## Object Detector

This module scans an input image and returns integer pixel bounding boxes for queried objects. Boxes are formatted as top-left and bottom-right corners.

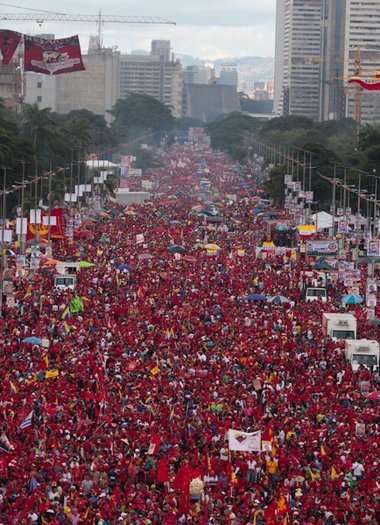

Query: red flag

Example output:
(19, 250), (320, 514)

(148, 433), (161, 455)
(157, 456), (169, 483)
(348, 76), (380, 91)
(24, 34), (85, 75)
(0, 30), (22, 65)
(48, 208), (65, 239)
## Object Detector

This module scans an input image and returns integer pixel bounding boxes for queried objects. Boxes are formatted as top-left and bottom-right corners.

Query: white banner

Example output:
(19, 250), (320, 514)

(306, 240), (338, 254)
(16, 218), (27, 235)
(228, 429), (261, 452)
(42, 216), (57, 226)
(29, 209), (41, 225)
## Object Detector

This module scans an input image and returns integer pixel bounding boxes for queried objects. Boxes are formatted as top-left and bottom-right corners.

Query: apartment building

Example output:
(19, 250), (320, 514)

(119, 41), (183, 118)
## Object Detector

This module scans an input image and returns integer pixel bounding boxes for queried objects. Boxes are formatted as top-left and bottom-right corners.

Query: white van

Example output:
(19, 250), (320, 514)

(322, 313), (357, 340)
(345, 340), (379, 371)
(54, 275), (76, 291)
(305, 287), (327, 303)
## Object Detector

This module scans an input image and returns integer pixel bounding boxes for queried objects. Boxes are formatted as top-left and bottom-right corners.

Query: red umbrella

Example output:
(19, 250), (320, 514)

(366, 391), (380, 401)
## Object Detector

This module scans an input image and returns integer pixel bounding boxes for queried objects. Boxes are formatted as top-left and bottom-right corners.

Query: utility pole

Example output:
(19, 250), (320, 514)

(0, 168), (7, 318)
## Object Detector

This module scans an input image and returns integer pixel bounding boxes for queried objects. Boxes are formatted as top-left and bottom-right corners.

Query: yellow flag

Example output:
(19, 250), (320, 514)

(331, 466), (337, 480)
(321, 444), (326, 456)
(45, 369), (59, 379)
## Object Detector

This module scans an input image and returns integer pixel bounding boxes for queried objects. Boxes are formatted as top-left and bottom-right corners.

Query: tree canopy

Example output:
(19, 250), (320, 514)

(108, 94), (175, 143)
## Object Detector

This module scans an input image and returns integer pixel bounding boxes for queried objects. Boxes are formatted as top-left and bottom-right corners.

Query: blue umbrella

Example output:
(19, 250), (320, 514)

(342, 294), (364, 305)
(268, 295), (290, 305)
(22, 336), (43, 345)
(245, 294), (266, 302)
(118, 264), (133, 271)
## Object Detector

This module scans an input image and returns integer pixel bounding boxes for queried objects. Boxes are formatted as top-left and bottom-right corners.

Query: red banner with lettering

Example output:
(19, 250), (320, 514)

(0, 30), (22, 65)
(24, 35), (85, 75)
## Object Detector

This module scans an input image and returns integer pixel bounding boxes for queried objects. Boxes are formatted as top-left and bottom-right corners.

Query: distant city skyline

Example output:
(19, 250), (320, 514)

(0, 0), (276, 59)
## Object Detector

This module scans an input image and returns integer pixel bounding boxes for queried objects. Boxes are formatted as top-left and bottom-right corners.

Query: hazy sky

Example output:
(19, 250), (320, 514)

(0, 0), (276, 59)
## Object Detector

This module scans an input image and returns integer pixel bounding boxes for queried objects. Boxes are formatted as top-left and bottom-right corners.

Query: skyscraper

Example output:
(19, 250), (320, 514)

(275, 0), (380, 124)
(344, 0), (380, 125)
(274, 0), (325, 121)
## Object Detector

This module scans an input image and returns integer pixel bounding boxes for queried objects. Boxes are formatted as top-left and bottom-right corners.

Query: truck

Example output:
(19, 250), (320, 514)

(344, 339), (379, 371)
(322, 313), (357, 340)
(305, 287), (328, 303)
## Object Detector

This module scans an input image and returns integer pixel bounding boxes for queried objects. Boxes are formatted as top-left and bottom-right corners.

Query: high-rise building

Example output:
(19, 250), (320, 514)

(119, 40), (183, 118)
(274, 0), (325, 121)
(275, 0), (380, 124)
(218, 64), (238, 87)
(344, 0), (380, 124)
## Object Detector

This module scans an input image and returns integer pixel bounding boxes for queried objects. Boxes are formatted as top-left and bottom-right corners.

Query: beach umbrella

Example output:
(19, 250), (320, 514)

(207, 216), (224, 223)
(268, 295), (290, 305)
(366, 391), (380, 401)
(203, 244), (221, 251)
(168, 245), (186, 254)
(342, 294), (364, 305)
(42, 259), (60, 266)
(22, 336), (43, 345)
(79, 261), (95, 269)
(245, 294), (266, 302)
(118, 263), (133, 271)
(274, 224), (288, 232)
(314, 261), (335, 270)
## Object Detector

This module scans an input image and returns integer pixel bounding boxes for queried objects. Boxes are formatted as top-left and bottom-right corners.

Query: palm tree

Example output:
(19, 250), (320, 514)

(64, 117), (92, 153)
(21, 103), (57, 155)
(0, 129), (12, 164)
(359, 124), (380, 151)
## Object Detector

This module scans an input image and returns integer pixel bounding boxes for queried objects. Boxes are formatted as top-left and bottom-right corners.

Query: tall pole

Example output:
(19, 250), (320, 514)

(77, 149), (81, 211)
(20, 161), (26, 255)
(48, 169), (52, 245)
(70, 148), (74, 216)
(373, 176), (378, 238)
(0, 168), (6, 317)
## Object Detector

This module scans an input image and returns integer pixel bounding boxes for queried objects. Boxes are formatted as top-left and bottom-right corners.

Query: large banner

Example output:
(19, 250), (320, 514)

(228, 429), (261, 452)
(24, 35), (85, 75)
(0, 30), (22, 65)
(306, 239), (338, 255)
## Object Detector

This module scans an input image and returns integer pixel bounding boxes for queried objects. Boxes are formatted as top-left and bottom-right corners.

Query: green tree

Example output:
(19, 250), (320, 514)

(238, 93), (274, 114)
(359, 124), (380, 150)
(63, 117), (92, 152)
(21, 103), (57, 155)
(206, 113), (261, 160)
(109, 94), (175, 144)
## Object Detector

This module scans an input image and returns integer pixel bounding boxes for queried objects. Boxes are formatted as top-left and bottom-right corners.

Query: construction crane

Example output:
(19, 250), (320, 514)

(0, 10), (176, 47)
(305, 47), (380, 147)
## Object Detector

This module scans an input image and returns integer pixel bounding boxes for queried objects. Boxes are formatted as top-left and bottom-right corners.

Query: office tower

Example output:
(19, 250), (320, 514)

(274, 0), (325, 121)
(344, 0), (380, 125)
(119, 41), (183, 118)
(218, 64), (238, 87)
(275, 0), (380, 124)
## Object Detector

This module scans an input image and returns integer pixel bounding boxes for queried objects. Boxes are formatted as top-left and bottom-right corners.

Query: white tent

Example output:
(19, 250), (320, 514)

(311, 211), (333, 230)
(85, 160), (119, 169)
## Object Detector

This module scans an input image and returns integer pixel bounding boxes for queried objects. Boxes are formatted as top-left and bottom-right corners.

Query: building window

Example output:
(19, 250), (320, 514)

(37, 96), (42, 102)
(37, 81), (42, 88)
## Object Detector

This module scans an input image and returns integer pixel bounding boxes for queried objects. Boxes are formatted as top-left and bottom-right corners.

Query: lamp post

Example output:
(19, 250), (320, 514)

(0, 167), (7, 317)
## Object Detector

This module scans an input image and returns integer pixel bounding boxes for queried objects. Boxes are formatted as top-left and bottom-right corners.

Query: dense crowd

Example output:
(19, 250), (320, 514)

(0, 145), (379, 524)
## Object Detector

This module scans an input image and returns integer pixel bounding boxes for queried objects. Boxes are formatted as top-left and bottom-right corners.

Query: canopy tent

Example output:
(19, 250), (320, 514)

(85, 160), (119, 169)
(310, 211), (333, 231)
